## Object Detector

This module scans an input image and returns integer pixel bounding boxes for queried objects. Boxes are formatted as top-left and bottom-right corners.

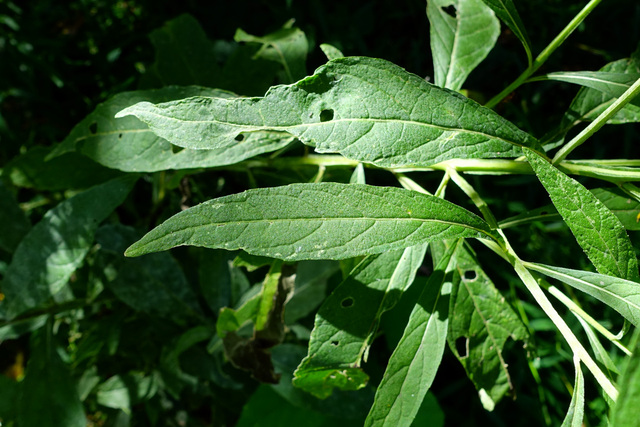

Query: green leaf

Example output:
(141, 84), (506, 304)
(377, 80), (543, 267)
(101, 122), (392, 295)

(525, 148), (639, 282)
(364, 241), (459, 427)
(610, 329), (640, 426)
(293, 244), (427, 398)
(96, 224), (203, 319)
(285, 260), (340, 324)
(531, 72), (640, 106)
(0, 375), (18, 420)
(448, 243), (528, 409)
(320, 43), (344, 61)
(116, 56), (541, 168)
(0, 176), (136, 319)
(479, 0), (532, 65)
(48, 86), (293, 172)
(560, 358), (585, 427)
(427, 0), (500, 90)
(525, 263), (640, 328)
(235, 26), (308, 83)
(17, 329), (85, 427)
(125, 182), (498, 260)
(0, 179), (30, 253)
(96, 372), (159, 412)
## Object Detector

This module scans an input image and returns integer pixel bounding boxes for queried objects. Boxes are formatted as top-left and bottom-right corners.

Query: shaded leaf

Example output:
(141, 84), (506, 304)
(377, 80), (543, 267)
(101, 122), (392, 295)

(531, 72), (640, 106)
(610, 329), (640, 426)
(448, 243), (528, 408)
(0, 375), (18, 420)
(117, 57), (541, 168)
(0, 180), (30, 253)
(525, 148), (639, 282)
(364, 241), (459, 426)
(479, 0), (532, 65)
(561, 358), (585, 427)
(427, 0), (500, 90)
(285, 260), (340, 324)
(235, 26), (308, 83)
(125, 182), (497, 260)
(96, 372), (159, 412)
(17, 329), (85, 427)
(48, 87), (293, 172)
(293, 245), (427, 398)
(0, 176), (136, 319)
(526, 263), (640, 328)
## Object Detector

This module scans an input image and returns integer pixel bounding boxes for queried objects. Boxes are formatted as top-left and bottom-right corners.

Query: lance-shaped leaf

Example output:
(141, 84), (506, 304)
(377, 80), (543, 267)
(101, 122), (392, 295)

(610, 329), (640, 426)
(479, 0), (532, 65)
(448, 243), (528, 409)
(530, 72), (640, 106)
(0, 176), (136, 319)
(48, 87), (293, 172)
(116, 57), (541, 168)
(525, 263), (640, 328)
(293, 244), (427, 398)
(525, 148), (639, 282)
(364, 241), (459, 427)
(427, 0), (500, 91)
(561, 358), (585, 427)
(125, 183), (498, 260)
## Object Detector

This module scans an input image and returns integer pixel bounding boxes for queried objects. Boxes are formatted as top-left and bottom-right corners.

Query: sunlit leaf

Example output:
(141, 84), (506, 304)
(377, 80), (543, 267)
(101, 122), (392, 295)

(293, 245), (427, 398)
(125, 183), (497, 260)
(117, 57), (541, 168)
(560, 358), (585, 427)
(427, 0), (500, 90)
(610, 329), (640, 426)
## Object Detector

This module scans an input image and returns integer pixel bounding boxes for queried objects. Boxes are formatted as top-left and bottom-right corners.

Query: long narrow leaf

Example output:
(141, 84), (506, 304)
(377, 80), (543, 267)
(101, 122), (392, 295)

(526, 262), (640, 327)
(293, 244), (427, 398)
(560, 358), (585, 427)
(530, 72), (640, 106)
(125, 183), (498, 260)
(117, 57), (541, 168)
(610, 329), (640, 426)
(479, 0), (532, 65)
(525, 148), (639, 282)
(427, 0), (500, 90)
(364, 240), (460, 426)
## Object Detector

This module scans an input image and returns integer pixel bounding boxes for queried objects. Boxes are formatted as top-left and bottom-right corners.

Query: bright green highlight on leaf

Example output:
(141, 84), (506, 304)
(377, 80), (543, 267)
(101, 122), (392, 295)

(293, 245), (427, 398)
(116, 57), (541, 168)
(427, 0), (500, 91)
(125, 182), (497, 260)
(610, 329), (640, 426)
(364, 240), (459, 426)
(525, 148), (639, 282)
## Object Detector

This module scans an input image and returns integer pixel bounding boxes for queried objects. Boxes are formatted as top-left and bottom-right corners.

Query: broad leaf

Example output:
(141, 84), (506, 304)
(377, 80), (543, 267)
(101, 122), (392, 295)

(48, 87), (293, 172)
(479, 0), (532, 65)
(427, 0), (500, 91)
(0, 176), (136, 319)
(293, 245), (427, 398)
(610, 329), (640, 426)
(125, 182), (498, 260)
(235, 26), (308, 83)
(448, 243), (528, 409)
(525, 148), (639, 282)
(530, 72), (640, 106)
(0, 180), (30, 253)
(364, 241), (459, 426)
(96, 372), (159, 412)
(561, 358), (585, 427)
(17, 329), (85, 427)
(525, 263), (640, 328)
(117, 56), (541, 168)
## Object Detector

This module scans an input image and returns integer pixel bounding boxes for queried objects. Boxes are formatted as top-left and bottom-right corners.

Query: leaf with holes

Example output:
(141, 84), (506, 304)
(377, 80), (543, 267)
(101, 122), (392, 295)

(479, 0), (532, 65)
(125, 182), (498, 260)
(116, 56), (541, 168)
(448, 243), (528, 410)
(427, 0), (500, 90)
(293, 244), (427, 398)
(48, 87), (293, 172)
(525, 263), (640, 328)
(525, 148), (639, 282)
(364, 241), (459, 427)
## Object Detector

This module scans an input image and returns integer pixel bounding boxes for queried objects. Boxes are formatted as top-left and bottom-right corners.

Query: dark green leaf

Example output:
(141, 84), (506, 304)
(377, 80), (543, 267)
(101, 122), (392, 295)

(293, 245), (427, 398)
(427, 0), (500, 90)
(125, 183), (497, 260)
(365, 241), (459, 426)
(285, 260), (340, 324)
(117, 57), (541, 168)
(525, 149), (639, 282)
(479, 0), (532, 65)
(96, 372), (159, 412)
(531, 72), (640, 106)
(0, 179), (30, 252)
(0, 176), (136, 319)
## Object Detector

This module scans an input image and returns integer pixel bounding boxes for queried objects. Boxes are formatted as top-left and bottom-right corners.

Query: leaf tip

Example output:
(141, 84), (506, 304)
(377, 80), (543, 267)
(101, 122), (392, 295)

(115, 102), (153, 119)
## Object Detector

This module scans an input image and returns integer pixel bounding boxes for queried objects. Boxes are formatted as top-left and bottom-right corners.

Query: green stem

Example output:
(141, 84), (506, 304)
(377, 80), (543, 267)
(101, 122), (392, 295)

(448, 168), (499, 229)
(485, 0), (604, 109)
(552, 76), (640, 163)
